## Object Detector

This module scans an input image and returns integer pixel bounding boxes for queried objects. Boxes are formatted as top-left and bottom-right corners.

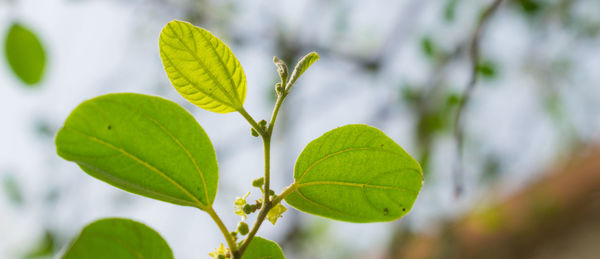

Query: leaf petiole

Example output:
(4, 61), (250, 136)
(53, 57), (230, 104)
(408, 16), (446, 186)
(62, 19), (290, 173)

(206, 206), (238, 255)
(238, 107), (266, 136)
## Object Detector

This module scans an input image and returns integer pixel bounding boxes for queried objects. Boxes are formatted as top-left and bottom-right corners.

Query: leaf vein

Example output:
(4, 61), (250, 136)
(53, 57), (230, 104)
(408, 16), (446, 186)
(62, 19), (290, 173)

(102, 98), (212, 205)
(297, 147), (402, 182)
(161, 50), (235, 108)
(167, 24), (240, 108)
(195, 27), (242, 102)
(64, 127), (207, 209)
(297, 180), (418, 195)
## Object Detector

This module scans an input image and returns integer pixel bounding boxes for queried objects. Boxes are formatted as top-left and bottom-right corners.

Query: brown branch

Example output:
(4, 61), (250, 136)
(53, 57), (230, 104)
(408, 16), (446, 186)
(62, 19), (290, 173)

(453, 0), (505, 197)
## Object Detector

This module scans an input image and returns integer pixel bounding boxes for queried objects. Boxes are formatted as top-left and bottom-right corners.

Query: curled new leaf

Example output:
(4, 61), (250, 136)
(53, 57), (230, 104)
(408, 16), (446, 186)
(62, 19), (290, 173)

(4, 23), (46, 86)
(241, 237), (285, 259)
(159, 20), (246, 113)
(273, 56), (288, 84)
(286, 52), (319, 91)
(55, 93), (218, 210)
(63, 218), (173, 259)
(285, 124), (423, 223)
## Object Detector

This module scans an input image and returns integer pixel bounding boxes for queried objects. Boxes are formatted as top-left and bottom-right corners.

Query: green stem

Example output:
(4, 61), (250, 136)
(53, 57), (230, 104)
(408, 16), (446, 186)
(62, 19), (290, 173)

(206, 207), (237, 255)
(236, 198), (270, 256)
(235, 93), (289, 257)
(267, 93), (287, 137)
(262, 135), (271, 205)
(238, 107), (265, 136)
(236, 183), (297, 257)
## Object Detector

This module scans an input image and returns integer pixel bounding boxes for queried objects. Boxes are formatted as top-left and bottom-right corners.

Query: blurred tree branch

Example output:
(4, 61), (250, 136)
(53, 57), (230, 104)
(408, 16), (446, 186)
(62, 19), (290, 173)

(453, 0), (505, 197)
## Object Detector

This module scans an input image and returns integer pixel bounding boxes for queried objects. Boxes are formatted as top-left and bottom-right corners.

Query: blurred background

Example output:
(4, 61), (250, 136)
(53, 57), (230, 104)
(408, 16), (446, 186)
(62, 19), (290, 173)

(1, 0), (600, 258)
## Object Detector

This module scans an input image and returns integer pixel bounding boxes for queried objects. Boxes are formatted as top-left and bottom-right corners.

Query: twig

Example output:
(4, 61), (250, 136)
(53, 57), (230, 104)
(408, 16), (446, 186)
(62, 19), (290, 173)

(453, 0), (505, 197)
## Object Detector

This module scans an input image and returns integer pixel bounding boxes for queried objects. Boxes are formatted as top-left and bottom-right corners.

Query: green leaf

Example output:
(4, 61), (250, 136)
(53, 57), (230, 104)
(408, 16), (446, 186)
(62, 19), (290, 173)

(63, 218), (173, 259)
(285, 124), (423, 223)
(55, 93), (218, 209)
(286, 52), (319, 90)
(241, 237), (285, 259)
(159, 20), (246, 113)
(4, 23), (46, 86)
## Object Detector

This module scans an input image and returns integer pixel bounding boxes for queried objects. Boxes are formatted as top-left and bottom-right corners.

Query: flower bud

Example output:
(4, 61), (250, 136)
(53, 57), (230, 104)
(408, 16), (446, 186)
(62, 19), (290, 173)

(237, 222), (249, 235)
(242, 204), (253, 214)
(252, 177), (265, 188)
(258, 119), (267, 128)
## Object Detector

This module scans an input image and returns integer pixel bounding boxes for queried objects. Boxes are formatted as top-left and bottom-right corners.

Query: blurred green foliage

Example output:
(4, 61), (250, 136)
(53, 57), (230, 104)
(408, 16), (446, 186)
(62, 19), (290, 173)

(2, 173), (23, 206)
(24, 230), (55, 259)
(476, 60), (498, 80)
(4, 23), (46, 86)
(420, 36), (437, 58)
(444, 0), (459, 22)
(516, 0), (542, 16)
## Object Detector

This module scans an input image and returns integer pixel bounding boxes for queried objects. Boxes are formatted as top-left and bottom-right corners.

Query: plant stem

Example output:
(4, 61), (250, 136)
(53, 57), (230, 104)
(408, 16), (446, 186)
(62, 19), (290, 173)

(262, 135), (271, 205)
(267, 93), (287, 137)
(453, 0), (504, 197)
(235, 93), (289, 257)
(206, 206), (237, 255)
(235, 183), (297, 257)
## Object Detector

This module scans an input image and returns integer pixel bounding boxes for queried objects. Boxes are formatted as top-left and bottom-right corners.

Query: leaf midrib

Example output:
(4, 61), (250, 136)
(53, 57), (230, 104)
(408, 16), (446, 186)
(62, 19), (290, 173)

(296, 180), (419, 194)
(76, 161), (201, 207)
(160, 50), (235, 109)
(63, 127), (207, 209)
(296, 146), (404, 182)
(165, 23), (241, 109)
(102, 98), (212, 205)
(194, 25), (243, 102)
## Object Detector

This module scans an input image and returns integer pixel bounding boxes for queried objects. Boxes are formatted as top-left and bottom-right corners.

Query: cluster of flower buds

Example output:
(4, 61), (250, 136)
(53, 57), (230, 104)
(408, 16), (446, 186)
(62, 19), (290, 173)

(250, 120), (268, 137)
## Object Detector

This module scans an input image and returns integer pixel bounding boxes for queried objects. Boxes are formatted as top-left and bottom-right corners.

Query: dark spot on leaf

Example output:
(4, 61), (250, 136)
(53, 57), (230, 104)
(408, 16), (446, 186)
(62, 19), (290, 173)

(383, 208), (389, 215)
(380, 144), (384, 147)
(107, 125), (112, 130)
(402, 208), (406, 212)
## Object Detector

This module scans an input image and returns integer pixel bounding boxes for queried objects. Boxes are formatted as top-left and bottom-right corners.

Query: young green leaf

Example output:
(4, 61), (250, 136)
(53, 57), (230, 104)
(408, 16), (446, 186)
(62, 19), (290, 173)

(273, 56), (288, 85)
(241, 236), (285, 259)
(285, 124), (423, 223)
(4, 23), (46, 86)
(286, 52), (319, 91)
(55, 93), (218, 210)
(159, 20), (246, 113)
(63, 218), (173, 259)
